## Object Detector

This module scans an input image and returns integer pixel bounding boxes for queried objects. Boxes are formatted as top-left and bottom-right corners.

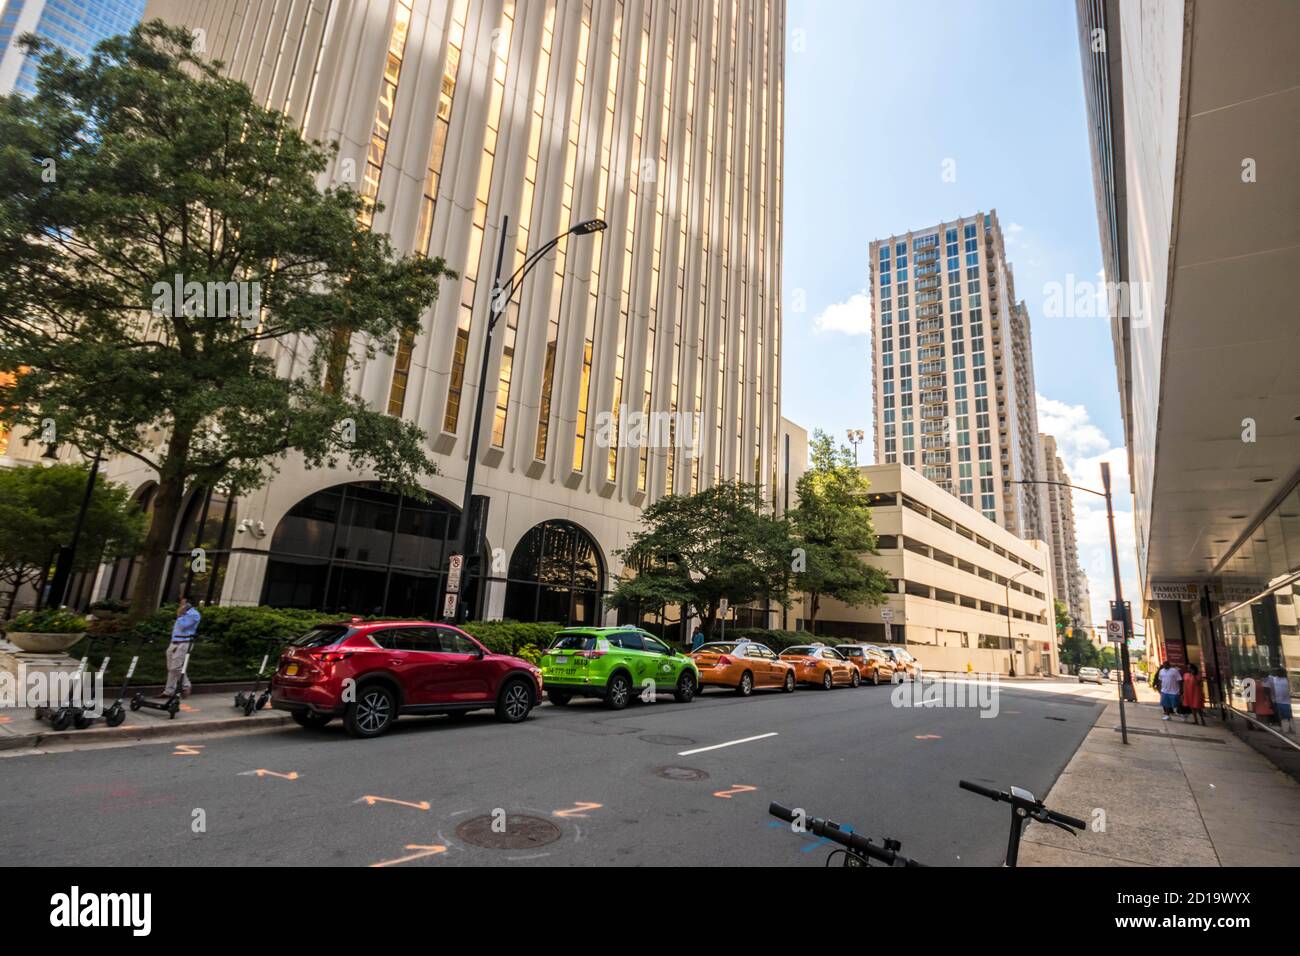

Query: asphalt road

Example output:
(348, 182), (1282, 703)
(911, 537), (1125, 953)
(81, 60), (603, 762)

(0, 678), (1108, 867)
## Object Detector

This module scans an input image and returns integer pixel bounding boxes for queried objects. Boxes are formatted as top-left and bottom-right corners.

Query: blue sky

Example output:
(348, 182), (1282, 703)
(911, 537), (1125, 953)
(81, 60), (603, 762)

(781, 0), (1138, 633)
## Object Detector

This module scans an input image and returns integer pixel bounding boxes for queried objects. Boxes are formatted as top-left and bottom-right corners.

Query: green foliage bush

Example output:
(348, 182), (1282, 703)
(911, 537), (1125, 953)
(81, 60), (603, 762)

(460, 620), (564, 655)
(8, 608), (89, 634)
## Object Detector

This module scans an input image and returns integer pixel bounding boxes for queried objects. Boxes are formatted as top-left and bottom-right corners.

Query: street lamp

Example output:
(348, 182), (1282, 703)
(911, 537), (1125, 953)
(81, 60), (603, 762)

(449, 214), (607, 622)
(1005, 567), (1032, 677)
(846, 428), (864, 466)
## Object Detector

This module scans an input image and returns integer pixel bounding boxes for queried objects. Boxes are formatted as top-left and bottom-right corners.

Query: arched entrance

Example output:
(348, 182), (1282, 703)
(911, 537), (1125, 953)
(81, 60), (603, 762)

(261, 482), (483, 618)
(503, 520), (604, 626)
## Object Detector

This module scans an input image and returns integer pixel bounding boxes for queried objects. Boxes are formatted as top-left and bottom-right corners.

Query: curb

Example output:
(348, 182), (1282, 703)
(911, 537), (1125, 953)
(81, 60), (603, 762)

(0, 712), (293, 752)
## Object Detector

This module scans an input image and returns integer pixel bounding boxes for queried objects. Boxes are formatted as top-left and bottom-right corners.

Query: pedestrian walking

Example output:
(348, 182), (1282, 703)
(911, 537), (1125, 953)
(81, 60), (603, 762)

(690, 626), (705, 652)
(1157, 660), (1182, 720)
(1271, 669), (1294, 733)
(1181, 663), (1206, 725)
(165, 595), (201, 698)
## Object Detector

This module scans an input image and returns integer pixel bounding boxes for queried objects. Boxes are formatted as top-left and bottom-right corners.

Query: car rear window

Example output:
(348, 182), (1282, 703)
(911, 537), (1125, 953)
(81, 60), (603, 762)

(782, 646), (814, 656)
(291, 625), (350, 648)
(699, 643), (738, 653)
(550, 633), (597, 651)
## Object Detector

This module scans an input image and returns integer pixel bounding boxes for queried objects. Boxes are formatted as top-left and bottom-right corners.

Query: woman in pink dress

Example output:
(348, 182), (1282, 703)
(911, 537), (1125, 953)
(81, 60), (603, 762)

(1181, 663), (1205, 725)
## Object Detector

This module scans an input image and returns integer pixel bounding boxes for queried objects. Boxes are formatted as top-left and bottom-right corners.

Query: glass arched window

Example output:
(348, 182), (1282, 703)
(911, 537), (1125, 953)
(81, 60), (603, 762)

(164, 486), (238, 605)
(261, 482), (482, 618)
(504, 520), (604, 626)
(103, 482), (158, 603)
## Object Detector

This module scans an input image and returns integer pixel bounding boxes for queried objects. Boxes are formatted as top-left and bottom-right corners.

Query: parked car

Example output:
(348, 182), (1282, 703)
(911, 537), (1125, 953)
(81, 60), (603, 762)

(779, 644), (860, 689)
(877, 645), (920, 680)
(271, 620), (542, 738)
(539, 627), (699, 709)
(690, 641), (796, 695)
(835, 643), (896, 685)
(1077, 666), (1104, 685)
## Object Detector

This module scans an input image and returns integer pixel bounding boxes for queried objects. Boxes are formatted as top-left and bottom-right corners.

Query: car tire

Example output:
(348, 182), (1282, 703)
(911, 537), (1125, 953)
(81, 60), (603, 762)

(292, 711), (332, 730)
(850, 669), (861, 688)
(496, 679), (533, 723)
(782, 672), (796, 693)
(736, 671), (754, 697)
(674, 671), (697, 703)
(604, 673), (632, 710)
(344, 683), (396, 739)
(547, 690), (572, 706)
(871, 670), (881, 686)
(821, 669), (833, 691)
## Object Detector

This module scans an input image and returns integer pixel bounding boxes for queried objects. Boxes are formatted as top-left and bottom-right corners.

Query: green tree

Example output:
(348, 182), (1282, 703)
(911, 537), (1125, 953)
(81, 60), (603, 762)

(0, 23), (452, 618)
(1055, 600), (1104, 673)
(607, 481), (792, 640)
(0, 464), (146, 616)
(787, 430), (891, 629)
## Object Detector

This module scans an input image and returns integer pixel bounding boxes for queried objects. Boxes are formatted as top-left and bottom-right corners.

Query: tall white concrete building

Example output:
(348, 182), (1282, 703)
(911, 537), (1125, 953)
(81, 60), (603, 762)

(8, 0), (788, 632)
(869, 211), (1049, 542)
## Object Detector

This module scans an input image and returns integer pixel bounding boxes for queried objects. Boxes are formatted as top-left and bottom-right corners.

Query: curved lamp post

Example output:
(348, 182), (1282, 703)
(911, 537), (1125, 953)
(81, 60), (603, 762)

(450, 215), (607, 622)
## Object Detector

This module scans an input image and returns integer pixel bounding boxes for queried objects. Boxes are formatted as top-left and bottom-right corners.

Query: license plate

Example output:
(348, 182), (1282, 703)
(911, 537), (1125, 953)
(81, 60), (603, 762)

(554, 656), (568, 664)
(550, 667), (575, 676)
(285, 663), (299, 676)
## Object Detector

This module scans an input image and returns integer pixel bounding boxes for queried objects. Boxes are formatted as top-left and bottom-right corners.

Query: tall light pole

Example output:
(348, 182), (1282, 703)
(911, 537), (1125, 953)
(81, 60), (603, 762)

(449, 214), (607, 623)
(1005, 567), (1031, 677)
(1010, 464), (1136, 745)
(846, 428), (864, 466)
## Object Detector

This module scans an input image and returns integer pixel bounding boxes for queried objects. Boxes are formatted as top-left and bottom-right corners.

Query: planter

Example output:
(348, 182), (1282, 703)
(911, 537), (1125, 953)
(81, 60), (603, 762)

(6, 631), (84, 654)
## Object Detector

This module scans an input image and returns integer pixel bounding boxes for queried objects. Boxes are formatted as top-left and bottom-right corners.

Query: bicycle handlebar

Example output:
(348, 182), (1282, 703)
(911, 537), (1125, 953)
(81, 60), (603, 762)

(769, 802), (926, 867)
(958, 779), (1087, 831)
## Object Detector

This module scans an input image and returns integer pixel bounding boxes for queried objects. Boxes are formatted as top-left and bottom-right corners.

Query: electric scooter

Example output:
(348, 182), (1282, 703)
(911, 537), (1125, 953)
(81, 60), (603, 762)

(33, 637), (96, 731)
(101, 642), (141, 728)
(233, 640), (277, 716)
(130, 641), (190, 719)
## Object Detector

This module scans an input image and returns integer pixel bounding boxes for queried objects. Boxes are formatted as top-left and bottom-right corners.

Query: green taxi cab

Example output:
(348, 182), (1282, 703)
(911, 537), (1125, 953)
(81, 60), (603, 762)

(539, 627), (699, 709)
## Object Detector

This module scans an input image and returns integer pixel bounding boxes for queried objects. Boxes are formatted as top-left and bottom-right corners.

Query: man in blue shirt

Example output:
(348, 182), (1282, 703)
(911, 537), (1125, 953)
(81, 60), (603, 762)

(165, 596), (201, 697)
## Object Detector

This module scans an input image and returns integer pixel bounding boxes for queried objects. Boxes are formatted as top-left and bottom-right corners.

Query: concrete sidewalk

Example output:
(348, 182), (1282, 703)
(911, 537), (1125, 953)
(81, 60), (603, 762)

(0, 687), (291, 753)
(1021, 683), (1300, 866)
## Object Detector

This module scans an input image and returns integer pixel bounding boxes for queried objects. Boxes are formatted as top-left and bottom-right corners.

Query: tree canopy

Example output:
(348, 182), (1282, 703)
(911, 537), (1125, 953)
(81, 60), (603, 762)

(0, 22), (453, 616)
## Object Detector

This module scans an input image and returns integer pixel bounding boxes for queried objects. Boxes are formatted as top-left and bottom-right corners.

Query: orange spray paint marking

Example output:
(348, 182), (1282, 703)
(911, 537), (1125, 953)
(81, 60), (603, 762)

(358, 796), (430, 811)
(179, 704), (200, 713)
(0, 715), (13, 724)
(553, 801), (603, 818)
(172, 744), (205, 756)
(242, 769), (299, 780)
(713, 784), (757, 799)
(370, 844), (447, 868)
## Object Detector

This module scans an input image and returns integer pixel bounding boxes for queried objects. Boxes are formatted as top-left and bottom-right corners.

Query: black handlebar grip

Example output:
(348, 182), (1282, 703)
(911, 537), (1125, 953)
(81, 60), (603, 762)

(768, 802), (796, 823)
(958, 779), (1002, 800)
(1049, 809), (1089, 831)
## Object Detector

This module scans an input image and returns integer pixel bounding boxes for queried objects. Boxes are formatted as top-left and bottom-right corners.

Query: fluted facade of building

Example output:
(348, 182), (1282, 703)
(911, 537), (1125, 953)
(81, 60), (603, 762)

(869, 210), (1048, 542)
(53, 0), (786, 627)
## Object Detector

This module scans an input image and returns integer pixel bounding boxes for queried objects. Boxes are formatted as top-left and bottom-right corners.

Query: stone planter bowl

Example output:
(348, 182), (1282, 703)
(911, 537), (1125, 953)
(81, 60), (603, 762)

(6, 631), (84, 654)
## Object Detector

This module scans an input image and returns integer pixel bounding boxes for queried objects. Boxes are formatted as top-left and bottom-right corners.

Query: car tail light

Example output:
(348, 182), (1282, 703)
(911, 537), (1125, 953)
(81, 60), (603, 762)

(312, 651), (353, 663)
(716, 656), (732, 666)
(576, 649), (605, 659)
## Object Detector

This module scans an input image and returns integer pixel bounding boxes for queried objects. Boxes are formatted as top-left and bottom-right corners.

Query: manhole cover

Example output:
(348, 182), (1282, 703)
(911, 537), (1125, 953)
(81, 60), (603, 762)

(455, 814), (562, 850)
(655, 766), (709, 781)
(640, 734), (696, 746)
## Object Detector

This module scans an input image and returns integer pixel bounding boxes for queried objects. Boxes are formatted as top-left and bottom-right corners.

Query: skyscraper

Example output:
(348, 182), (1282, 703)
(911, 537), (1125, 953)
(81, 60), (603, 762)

(869, 210), (1048, 541)
(1040, 434), (1092, 632)
(0, 0), (145, 96)
(13, 0), (787, 629)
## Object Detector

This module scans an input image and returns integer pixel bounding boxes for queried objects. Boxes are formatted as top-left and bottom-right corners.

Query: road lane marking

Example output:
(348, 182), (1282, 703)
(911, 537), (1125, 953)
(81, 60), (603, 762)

(172, 743), (204, 756)
(713, 784), (757, 799)
(357, 795), (430, 811)
(553, 801), (602, 818)
(914, 734), (942, 740)
(678, 732), (777, 755)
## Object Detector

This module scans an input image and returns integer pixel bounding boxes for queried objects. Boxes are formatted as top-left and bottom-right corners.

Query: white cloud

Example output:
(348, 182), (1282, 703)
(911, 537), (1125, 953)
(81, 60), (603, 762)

(812, 290), (872, 336)
(1037, 395), (1141, 636)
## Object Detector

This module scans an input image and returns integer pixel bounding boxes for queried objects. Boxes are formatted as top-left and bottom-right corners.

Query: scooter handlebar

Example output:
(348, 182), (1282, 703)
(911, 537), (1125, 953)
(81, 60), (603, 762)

(767, 802), (925, 867)
(958, 779), (1003, 801)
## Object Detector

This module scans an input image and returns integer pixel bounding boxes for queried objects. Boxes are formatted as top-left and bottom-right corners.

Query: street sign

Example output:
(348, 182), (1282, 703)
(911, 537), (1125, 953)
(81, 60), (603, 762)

(881, 607), (894, 623)
(1106, 619), (1124, 642)
(719, 598), (729, 615)
(447, 554), (463, 594)
(442, 593), (458, 620)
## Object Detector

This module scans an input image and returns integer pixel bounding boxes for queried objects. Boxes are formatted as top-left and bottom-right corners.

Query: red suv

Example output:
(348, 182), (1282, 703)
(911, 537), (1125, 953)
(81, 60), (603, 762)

(270, 620), (542, 738)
